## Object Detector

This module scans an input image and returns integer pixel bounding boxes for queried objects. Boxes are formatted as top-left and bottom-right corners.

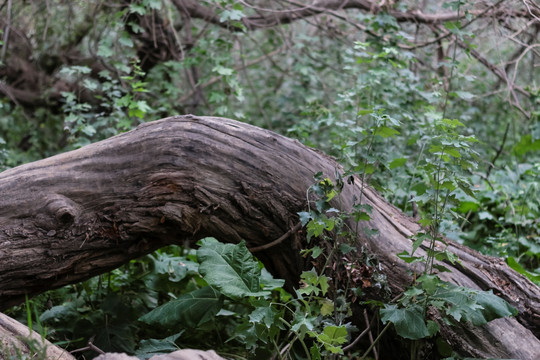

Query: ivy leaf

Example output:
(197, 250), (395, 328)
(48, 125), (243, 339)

(139, 286), (222, 328)
(298, 211), (312, 226)
(308, 325), (348, 354)
(197, 238), (270, 299)
(119, 32), (134, 48)
(380, 304), (430, 340)
(212, 65), (234, 76)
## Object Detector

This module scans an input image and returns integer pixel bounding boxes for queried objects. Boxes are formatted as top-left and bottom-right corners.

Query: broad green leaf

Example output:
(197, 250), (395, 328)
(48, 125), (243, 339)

(389, 157), (407, 169)
(513, 134), (540, 156)
(355, 211), (371, 221)
(426, 320), (440, 336)
(380, 304), (430, 339)
(135, 333), (182, 358)
(418, 274), (440, 295)
(197, 238), (270, 298)
(444, 147), (461, 158)
(473, 289), (518, 321)
(374, 126), (400, 138)
(434, 283), (517, 325)
(260, 268), (286, 290)
(139, 286), (222, 328)
(455, 91), (475, 100)
(507, 257), (540, 284)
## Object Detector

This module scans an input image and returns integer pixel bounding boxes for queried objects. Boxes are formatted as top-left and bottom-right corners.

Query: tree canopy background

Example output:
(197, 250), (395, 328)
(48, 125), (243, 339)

(0, 0), (539, 359)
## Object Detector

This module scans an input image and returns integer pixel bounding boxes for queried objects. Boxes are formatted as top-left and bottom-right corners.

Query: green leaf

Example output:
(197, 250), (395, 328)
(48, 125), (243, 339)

(308, 325), (348, 354)
(139, 286), (222, 328)
(299, 270), (329, 296)
(312, 245), (324, 258)
(212, 65), (234, 76)
(219, 9), (245, 22)
(97, 42), (114, 58)
(129, 3), (146, 15)
(260, 268), (286, 290)
(507, 257), (540, 284)
(445, 147), (461, 158)
(249, 305), (276, 328)
(380, 304), (430, 340)
(197, 238), (270, 298)
(135, 333), (182, 358)
(473, 289), (518, 321)
(397, 251), (424, 264)
(434, 283), (517, 326)
(119, 32), (134, 48)
(374, 126), (400, 138)
(298, 211), (312, 226)
(454, 91), (475, 100)
(513, 134), (540, 156)
(389, 157), (407, 169)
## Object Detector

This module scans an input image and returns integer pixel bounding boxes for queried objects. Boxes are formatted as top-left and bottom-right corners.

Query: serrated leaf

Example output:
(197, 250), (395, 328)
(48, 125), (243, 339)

(197, 238), (270, 298)
(139, 286), (222, 328)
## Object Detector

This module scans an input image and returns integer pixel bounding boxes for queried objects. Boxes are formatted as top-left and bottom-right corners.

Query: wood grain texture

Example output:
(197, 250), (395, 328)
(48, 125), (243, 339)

(0, 115), (538, 358)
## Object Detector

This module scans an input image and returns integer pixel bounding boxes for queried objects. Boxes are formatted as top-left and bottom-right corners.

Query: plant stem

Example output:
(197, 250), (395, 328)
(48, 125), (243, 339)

(360, 321), (391, 359)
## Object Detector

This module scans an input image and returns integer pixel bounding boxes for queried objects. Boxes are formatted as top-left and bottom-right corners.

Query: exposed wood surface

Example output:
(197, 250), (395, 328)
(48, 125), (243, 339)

(0, 312), (75, 360)
(0, 115), (538, 358)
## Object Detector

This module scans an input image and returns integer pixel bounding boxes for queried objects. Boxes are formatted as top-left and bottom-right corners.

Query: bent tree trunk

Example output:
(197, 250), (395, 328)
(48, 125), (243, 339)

(0, 115), (539, 358)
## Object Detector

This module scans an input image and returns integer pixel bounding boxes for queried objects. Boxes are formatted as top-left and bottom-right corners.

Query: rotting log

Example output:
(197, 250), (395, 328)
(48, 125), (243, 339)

(0, 312), (75, 360)
(0, 115), (539, 359)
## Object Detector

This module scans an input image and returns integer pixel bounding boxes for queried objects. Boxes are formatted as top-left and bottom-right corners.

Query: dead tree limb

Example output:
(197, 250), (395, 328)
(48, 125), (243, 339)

(0, 115), (538, 359)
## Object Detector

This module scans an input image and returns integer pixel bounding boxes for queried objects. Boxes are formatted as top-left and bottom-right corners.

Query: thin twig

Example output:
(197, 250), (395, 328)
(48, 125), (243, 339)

(343, 308), (378, 352)
(486, 122), (510, 179)
(249, 222), (302, 252)
(178, 46), (286, 103)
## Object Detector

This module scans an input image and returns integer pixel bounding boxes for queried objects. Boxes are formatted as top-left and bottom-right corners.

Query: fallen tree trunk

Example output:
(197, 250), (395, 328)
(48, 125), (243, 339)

(0, 115), (539, 358)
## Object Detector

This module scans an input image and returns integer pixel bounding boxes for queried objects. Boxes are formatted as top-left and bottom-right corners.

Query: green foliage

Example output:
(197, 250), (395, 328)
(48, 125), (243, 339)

(381, 275), (517, 340)
(197, 238), (271, 298)
(3, 0), (539, 358)
(139, 286), (223, 329)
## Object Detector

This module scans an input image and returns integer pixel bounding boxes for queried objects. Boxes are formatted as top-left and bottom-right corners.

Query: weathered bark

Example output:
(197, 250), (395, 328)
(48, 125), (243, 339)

(0, 115), (539, 359)
(0, 312), (75, 360)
